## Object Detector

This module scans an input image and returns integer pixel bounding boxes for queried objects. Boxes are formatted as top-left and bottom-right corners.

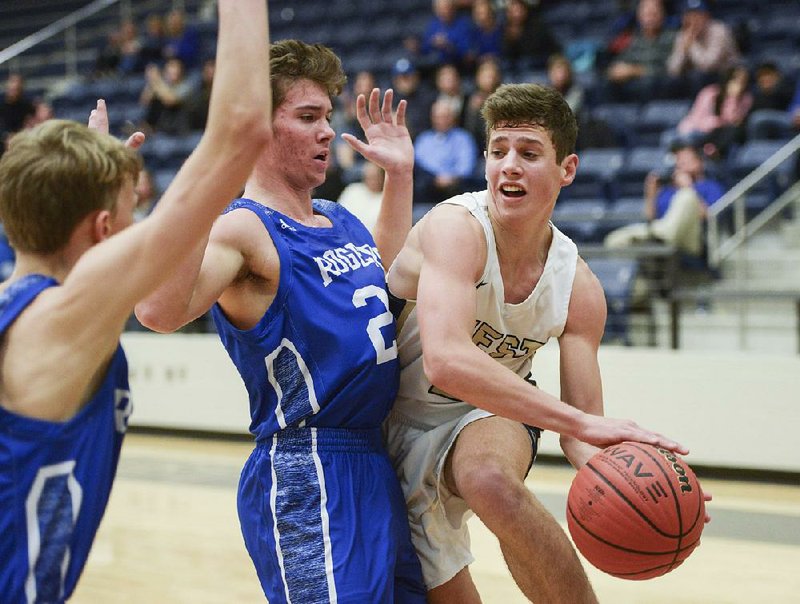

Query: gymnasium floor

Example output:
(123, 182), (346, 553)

(72, 431), (800, 604)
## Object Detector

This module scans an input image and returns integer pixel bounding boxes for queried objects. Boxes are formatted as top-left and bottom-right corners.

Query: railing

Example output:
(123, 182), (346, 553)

(0, 0), (129, 78)
(707, 133), (800, 269)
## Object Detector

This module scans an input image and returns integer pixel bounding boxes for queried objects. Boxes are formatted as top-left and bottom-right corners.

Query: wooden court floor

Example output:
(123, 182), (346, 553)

(71, 432), (800, 603)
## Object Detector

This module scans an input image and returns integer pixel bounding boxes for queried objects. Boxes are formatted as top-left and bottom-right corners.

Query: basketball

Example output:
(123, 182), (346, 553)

(566, 441), (705, 580)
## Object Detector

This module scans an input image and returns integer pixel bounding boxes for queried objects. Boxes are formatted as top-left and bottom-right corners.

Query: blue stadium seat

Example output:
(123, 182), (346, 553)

(568, 148), (625, 201)
(586, 257), (640, 345)
(552, 199), (608, 243)
(636, 100), (691, 147)
(614, 146), (670, 199)
(590, 103), (641, 148)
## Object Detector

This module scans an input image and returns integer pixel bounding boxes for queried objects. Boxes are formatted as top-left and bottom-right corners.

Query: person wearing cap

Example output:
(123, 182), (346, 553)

(667, 0), (740, 97)
(392, 58), (437, 141)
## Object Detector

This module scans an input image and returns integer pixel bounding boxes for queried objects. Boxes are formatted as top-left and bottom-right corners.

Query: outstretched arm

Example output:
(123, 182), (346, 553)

(11, 0), (271, 420)
(342, 88), (413, 269)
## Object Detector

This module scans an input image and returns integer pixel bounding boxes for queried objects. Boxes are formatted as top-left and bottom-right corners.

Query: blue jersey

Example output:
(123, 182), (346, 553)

(212, 198), (400, 439)
(0, 275), (132, 603)
(212, 199), (424, 603)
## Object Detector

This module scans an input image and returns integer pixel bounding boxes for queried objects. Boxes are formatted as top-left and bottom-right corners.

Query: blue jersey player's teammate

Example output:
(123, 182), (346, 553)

(135, 41), (426, 602)
(0, 1), (272, 600)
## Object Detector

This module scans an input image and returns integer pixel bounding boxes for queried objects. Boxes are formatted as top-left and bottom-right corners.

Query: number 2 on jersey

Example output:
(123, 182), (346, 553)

(352, 285), (397, 364)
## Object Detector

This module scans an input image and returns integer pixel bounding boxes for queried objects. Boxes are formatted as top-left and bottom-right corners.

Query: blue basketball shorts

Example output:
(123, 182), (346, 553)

(238, 427), (426, 603)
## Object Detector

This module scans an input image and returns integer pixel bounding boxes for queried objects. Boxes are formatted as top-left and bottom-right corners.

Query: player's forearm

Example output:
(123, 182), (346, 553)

(373, 165), (414, 270)
(134, 236), (209, 332)
(423, 345), (587, 435)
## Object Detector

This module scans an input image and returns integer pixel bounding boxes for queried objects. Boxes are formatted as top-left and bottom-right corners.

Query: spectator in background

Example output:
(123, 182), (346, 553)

(186, 57), (215, 131)
(414, 99), (478, 203)
(604, 142), (725, 258)
(547, 54), (585, 120)
(391, 58), (436, 141)
(1, 74), (35, 146)
(465, 0), (503, 72)
(605, 0), (677, 102)
(667, 0), (740, 97)
(463, 56), (503, 151)
(133, 167), (159, 221)
(434, 63), (467, 125)
(673, 64), (752, 158)
(337, 161), (385, 234)
(332, 70), (378, 175)
(139, 57), (196, 135)
(163, 8), (201, 69)
(139, 13), (166, 67)
(501, 0), (561, 74)
(421, 0), (474, 70)
(23, 100), (53, 130)
(746, 62), (797, 141)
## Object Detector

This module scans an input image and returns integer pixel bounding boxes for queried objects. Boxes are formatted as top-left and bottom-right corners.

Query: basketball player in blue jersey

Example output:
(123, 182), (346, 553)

(135, 42), (426, 602)
(0, 1), (271, 601)
(384, 83), (697, 603)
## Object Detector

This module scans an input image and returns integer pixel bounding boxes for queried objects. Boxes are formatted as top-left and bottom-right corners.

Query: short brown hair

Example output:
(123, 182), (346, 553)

(269, 40), (347, 110)
(0, 119), (141, 254)
(481, 83), (578, 162)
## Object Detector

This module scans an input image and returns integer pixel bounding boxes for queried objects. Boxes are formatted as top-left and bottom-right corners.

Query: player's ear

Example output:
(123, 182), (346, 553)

(92, 209), (113, 243)
(560, 153), (578, 185)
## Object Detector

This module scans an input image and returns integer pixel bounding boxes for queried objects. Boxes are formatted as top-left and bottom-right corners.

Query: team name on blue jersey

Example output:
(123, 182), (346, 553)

(313, 242), (383, 287)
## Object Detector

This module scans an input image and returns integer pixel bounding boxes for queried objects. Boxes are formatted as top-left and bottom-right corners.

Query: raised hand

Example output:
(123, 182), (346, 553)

(341, 88), (413, 175)
(87, 99), (145, 150)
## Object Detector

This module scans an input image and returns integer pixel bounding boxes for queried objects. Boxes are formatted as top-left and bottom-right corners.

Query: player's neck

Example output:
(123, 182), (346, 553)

(7, 252), (72, 284)
(243, 179), (331, 228)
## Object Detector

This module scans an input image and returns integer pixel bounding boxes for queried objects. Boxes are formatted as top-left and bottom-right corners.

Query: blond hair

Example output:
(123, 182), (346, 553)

(0, 119), (141, 254)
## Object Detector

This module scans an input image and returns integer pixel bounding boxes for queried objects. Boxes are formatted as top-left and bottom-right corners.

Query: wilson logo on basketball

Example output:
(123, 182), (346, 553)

(657, 447), (694, 493)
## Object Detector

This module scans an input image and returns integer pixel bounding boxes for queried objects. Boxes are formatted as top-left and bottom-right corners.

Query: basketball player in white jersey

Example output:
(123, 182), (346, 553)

(384, 83), (690, 603)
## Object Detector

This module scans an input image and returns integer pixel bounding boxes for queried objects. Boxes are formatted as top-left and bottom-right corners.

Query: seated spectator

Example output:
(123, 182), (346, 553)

(671, 64), (752, 158)
(1, 74), (35, 147)
(96, 18), (143, 77)
(337, 162), (385, 234)
(746, 62), (797, 141)
(465, 0), (503, 72)
(463, 56), (503, 151)
(501, 0), (561, 74)
(139, 13), (166, 67)
(414, 99), (478, 203)
(433, 63), (467, 125)
(421, 0), (474, 70)
(332, 70), (378, 174)
(134, 168), (159, 221)
(604, 142), (725, 257)
(139, 58), (196, 135)
(163, 8), (201, 69)
(605, 0), (677, 102)
(547, 54), (585, 120)
(667, 0), (740, 97)
(186, 58), (215, 131)
(390, 58), (436, 141)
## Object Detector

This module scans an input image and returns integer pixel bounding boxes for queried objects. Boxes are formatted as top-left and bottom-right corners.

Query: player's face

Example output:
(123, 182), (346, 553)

(109, 176), (138, 235)
(485, 125), (577, 222)
(267, 79), (335, 191)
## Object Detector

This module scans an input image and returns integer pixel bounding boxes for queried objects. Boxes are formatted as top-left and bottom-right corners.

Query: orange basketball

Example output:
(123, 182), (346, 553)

(566, 441), (705, 580)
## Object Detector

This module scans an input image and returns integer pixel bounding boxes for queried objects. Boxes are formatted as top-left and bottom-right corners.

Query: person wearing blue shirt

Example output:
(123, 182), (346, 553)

(421, 0), (474, 69)
(415, 99), (479, 203)
(605, 143), (725, 257)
